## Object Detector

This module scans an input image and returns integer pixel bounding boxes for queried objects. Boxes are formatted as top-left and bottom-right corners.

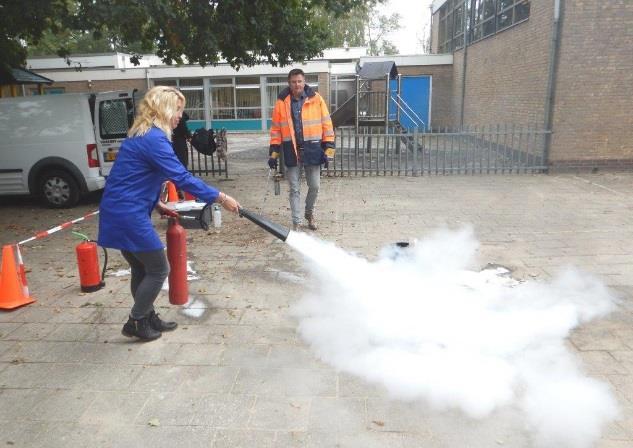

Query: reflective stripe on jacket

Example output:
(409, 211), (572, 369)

(269, 85), (335, 167)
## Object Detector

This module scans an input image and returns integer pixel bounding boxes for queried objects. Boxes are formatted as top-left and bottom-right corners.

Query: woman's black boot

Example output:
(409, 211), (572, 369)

(149, 310), (178, 332)
(121, 316), (162, 341)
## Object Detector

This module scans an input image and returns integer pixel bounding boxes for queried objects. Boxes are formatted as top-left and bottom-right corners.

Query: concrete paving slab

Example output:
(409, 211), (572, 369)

(1, 135), (633, 446)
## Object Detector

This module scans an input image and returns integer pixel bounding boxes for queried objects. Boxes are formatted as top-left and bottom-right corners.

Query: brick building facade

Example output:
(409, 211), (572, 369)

(430, 0), (633, 171)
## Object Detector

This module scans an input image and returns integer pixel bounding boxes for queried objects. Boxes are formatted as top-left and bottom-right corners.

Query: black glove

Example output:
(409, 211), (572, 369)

(268, 157), (278, 170)
(320, 151), (329, 168)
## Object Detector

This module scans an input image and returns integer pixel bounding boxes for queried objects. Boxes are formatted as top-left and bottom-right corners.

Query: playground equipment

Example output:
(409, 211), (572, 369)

(331, 61), (426, 134)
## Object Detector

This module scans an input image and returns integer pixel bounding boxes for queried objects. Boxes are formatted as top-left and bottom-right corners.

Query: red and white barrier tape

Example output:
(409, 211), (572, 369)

(17, 210), (100, 246)
(15, 245), (30, 297)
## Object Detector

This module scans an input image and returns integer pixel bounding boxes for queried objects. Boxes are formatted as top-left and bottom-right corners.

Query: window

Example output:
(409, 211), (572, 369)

(181, 89), (204, 120)
(236, 76), (261, 119)
(439, 0), (465, 53)
(330, 76), (356, 112)
(265, 76), (286, 119)
(99, 99), (134, 139)
(178, 79), (204, 121)
(152, 79), (204, 120)
(265, 74), (319, 119)
(210, 80), (235, 119)
(437, 0), (530, 50)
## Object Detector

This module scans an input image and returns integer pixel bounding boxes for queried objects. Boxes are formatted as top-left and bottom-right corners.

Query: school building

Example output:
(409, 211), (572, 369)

(429, 0), (633, 171)
(18, 48), (450, 134)
(7, 0), (632, 172)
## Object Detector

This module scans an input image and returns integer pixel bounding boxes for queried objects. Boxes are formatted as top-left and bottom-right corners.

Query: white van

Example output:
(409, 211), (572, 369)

(0, 90), (139, 207)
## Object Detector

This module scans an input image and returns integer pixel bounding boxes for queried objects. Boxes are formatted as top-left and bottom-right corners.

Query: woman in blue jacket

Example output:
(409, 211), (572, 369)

(98, 86), (240, 341)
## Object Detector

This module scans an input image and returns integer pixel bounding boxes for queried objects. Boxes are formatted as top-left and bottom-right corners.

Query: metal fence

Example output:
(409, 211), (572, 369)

(186, 141), (228, 178)
(326, 125), (550, 176)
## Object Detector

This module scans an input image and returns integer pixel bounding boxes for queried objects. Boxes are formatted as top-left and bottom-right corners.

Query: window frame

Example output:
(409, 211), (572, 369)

(437, 0), (530, 51)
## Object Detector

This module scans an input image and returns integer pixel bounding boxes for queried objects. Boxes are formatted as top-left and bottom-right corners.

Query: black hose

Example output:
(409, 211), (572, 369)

(238, 207), (290, 242)
(87, 239), (107, 286)
(100, 246), (108, 284)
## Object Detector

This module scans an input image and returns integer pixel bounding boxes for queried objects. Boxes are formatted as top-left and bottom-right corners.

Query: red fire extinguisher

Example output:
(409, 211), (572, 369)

(167, 217), (188, 305)
(73, 232), (106, 293)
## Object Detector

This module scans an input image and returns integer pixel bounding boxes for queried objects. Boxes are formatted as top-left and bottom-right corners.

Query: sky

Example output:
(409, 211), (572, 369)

(379, 0), (433, 54)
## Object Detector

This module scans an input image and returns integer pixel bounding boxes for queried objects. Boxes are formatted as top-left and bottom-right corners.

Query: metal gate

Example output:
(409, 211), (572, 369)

(187, 138), (229, 178)
(326, 125), (549, 176)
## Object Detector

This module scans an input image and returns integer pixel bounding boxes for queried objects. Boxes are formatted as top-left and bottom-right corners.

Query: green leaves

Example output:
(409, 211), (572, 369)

(4, 0), (372, 71)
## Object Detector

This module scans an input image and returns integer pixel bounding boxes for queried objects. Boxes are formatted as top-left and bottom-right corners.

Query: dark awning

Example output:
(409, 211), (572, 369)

(357, 61), (398, 80)
(0, 67), (54, 85)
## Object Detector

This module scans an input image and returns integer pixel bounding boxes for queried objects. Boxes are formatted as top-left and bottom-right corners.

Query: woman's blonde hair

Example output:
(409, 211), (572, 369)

(128, 86), (186, 140)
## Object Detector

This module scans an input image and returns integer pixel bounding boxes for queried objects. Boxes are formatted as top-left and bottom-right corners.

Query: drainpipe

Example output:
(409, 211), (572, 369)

(543, 0), (564, 172)
(459, 0), (469, 129)
(145, 68), (150, 89)
(384, 72), (390, 134)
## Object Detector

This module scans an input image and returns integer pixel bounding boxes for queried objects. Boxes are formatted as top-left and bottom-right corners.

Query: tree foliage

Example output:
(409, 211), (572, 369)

(1, 0), (369, 71)
(27, 30), (150, 58)
(366, 11), (401, 56)
(321, 1), (402, 56)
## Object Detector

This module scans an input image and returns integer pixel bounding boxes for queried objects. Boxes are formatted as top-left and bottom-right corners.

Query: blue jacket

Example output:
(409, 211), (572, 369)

(98, 127), (219, 252)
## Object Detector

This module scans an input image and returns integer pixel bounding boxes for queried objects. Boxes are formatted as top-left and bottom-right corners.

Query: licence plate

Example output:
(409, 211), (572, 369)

(105, 152), (118, 161)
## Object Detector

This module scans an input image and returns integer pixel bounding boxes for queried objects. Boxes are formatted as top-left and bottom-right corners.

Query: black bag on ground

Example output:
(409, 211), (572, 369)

(191, 128), (217, 155)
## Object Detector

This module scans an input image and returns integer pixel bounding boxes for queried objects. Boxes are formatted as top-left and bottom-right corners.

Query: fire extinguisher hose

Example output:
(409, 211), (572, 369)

(72, 231), (108, 281)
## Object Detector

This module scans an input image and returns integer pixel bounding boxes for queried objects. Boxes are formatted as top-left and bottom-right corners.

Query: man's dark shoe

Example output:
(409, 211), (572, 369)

(148, 310), (178, 332)
(121, 317), (162, 341)
(305, 213), (317, 231)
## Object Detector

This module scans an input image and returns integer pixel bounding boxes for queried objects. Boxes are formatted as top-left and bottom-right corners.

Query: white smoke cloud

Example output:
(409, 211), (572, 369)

(286, 227), (619, 448)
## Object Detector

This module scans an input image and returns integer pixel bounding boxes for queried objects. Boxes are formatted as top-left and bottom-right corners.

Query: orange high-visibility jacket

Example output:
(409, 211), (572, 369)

(269, 85), (335, 167)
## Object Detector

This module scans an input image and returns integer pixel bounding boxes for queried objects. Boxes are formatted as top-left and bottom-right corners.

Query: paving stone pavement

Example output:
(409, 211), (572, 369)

(1, 133), (633, 447)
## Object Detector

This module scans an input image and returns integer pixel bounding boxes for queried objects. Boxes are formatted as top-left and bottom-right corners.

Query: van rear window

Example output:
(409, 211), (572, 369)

(99, 99), (134, 139)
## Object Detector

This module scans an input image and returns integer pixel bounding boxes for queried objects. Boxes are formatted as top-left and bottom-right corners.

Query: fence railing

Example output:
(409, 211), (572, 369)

(186, 141), (228, 178)
(326, 125), (550, 176)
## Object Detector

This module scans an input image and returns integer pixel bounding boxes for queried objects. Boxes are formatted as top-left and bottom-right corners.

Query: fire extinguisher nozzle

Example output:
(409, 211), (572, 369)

(238, 208), (289, 242)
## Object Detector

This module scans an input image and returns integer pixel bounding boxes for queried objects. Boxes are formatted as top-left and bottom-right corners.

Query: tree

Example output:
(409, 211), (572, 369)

(1, 0), (369, 72)
(366, 12), (401, 56)
(321, 1), (378, 49)
(27, 30), (151, 58)
(321, 1), (402, 56)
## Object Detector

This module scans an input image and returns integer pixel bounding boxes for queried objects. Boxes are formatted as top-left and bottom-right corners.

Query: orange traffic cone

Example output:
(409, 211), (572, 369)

(0, 245), (35, 310)
(183, 191), (196, 201)
(167, 181), (179, 203)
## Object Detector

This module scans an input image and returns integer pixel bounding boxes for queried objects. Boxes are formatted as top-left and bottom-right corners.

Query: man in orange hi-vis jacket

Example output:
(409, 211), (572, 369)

(268, 68), (335, 231)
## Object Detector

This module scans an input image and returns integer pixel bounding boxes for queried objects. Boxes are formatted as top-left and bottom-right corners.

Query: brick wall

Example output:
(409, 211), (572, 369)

(430, 13), (441, 54)
(451, 50), (464, 126)
(317, 72), (331, 109)
(549, 0), (633, 169)
(458, 1), (554, 128)
(433, 0), (633, 170)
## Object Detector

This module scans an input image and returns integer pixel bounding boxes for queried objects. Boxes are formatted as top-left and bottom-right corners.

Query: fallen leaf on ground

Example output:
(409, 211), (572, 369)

(147, 418), (160, 427)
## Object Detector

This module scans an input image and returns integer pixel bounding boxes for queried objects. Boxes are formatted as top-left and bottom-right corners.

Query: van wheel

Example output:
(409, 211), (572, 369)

(39, 170), (80, 208)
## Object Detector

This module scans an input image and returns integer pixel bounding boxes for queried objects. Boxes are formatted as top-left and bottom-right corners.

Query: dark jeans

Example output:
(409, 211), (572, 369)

(121, 249), (169, 320)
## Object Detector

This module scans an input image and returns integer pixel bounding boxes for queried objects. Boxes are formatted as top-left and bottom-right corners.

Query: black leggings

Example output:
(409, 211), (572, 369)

(121, 249), (169, 320)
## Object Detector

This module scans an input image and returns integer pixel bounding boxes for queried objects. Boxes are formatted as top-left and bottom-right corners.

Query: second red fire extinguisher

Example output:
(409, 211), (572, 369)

(73, 232), (107, 293)
(166, 217), (188, 305)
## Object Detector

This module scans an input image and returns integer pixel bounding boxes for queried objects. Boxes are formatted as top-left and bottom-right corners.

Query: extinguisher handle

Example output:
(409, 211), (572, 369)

(198, 203), (211, 231)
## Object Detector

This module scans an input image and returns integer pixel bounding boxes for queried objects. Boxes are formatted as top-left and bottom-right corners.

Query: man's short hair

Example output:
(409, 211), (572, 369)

(288, 68), (305, 80)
